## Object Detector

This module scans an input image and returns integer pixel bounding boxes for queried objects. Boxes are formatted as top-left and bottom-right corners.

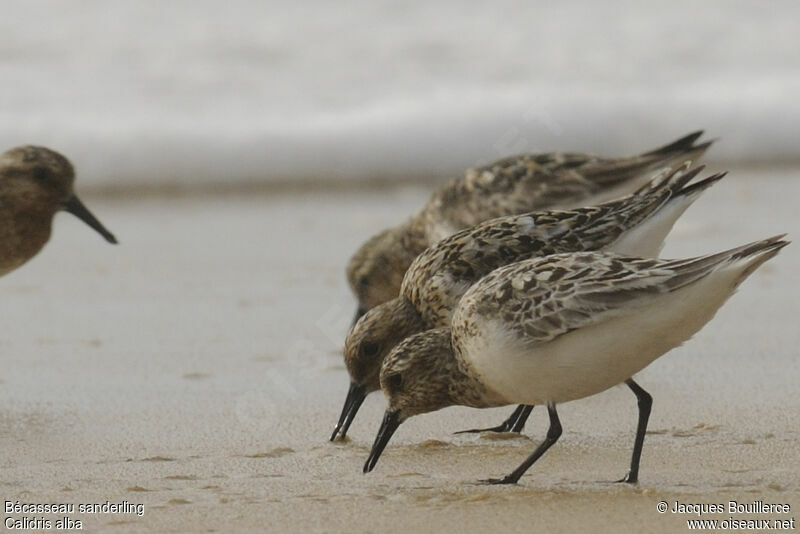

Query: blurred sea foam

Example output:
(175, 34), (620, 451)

(1, 0), (799, 190)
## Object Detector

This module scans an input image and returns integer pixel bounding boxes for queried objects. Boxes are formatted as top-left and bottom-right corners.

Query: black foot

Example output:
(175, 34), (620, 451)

(455, 423), (514, 434)
(455, 405), (533, 435)
(478, 476), (517, 485)
(615, 472), (638, 484)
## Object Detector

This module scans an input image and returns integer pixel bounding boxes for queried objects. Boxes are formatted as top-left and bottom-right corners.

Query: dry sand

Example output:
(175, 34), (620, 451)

(1, 167), (798, 533)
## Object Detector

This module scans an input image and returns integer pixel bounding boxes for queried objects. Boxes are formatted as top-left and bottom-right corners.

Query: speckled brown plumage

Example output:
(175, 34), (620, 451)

(0, 146), (117, 277)
(364, 237), (788, 479)
(347, 131), (712, 316)
(333, 163), (722, 441)
(346, 164), (718, 388)
(377, 328), (506, 420)
(402, 164), (721, 326)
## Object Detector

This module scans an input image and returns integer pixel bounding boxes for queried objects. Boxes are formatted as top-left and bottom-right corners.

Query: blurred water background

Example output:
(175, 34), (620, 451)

(1, 0), (798, 193)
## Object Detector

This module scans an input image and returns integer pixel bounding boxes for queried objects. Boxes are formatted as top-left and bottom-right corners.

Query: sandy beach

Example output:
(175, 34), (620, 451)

(3, 2), (799, 532)
(0, 166), (797, 533)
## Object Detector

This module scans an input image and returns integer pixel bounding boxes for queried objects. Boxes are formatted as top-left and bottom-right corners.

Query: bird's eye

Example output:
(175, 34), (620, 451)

(361, 341), (380, 358)
(385, 373), (402, 392)
(32, 167), (49, 181)
(358, 276), (370, 290)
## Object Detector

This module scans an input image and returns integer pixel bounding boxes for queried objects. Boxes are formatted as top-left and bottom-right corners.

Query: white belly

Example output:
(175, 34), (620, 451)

(607, 191), (697, 258)
(462, 267), (743, 405)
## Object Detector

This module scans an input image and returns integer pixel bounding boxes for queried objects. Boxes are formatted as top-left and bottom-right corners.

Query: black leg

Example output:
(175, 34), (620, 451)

(509, 405), (534, 433)
(617, 378), (652, 484)
(481, 403), (562, 485)
(455, 404), (534, 434)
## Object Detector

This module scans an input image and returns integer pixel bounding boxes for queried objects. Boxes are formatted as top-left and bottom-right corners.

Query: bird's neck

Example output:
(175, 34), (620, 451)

(431, 332), (507, 410)
(0, 194), (53, 274)
(399, 217), (430, 259)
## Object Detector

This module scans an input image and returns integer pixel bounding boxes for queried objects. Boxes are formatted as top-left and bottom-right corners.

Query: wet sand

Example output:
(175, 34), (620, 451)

(1, 167), (798, 532)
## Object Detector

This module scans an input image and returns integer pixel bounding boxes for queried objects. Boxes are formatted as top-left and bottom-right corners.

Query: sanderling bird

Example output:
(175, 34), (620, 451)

(0, 146), (117, 277)
(363, 236), (788, 483)
(331, 164), (724, 441)
(347, 131), (711, 323)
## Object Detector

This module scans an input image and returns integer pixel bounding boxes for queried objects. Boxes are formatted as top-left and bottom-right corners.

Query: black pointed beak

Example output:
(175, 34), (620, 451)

(363, 410), (401, 473)
(330, 382), (367, 441)
(62, 195), (118, 244)
(352, 306), (367, 328)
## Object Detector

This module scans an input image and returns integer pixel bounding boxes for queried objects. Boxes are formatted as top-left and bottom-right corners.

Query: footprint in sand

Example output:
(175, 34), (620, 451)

(245, 447), (295, 459)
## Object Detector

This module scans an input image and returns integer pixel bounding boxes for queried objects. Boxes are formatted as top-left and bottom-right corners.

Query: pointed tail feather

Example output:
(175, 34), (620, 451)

(641, 130), (705, 157)
(673, 171), (728, 200)
(599, 166), (723, 258)
(634, 132), (714, 180)
(663, 235), (789, 291)
(630, 163), (706, 198)
(639, 139), (713, 175)
(726, 236), (789, 284)
(581, 133), (713, 191)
